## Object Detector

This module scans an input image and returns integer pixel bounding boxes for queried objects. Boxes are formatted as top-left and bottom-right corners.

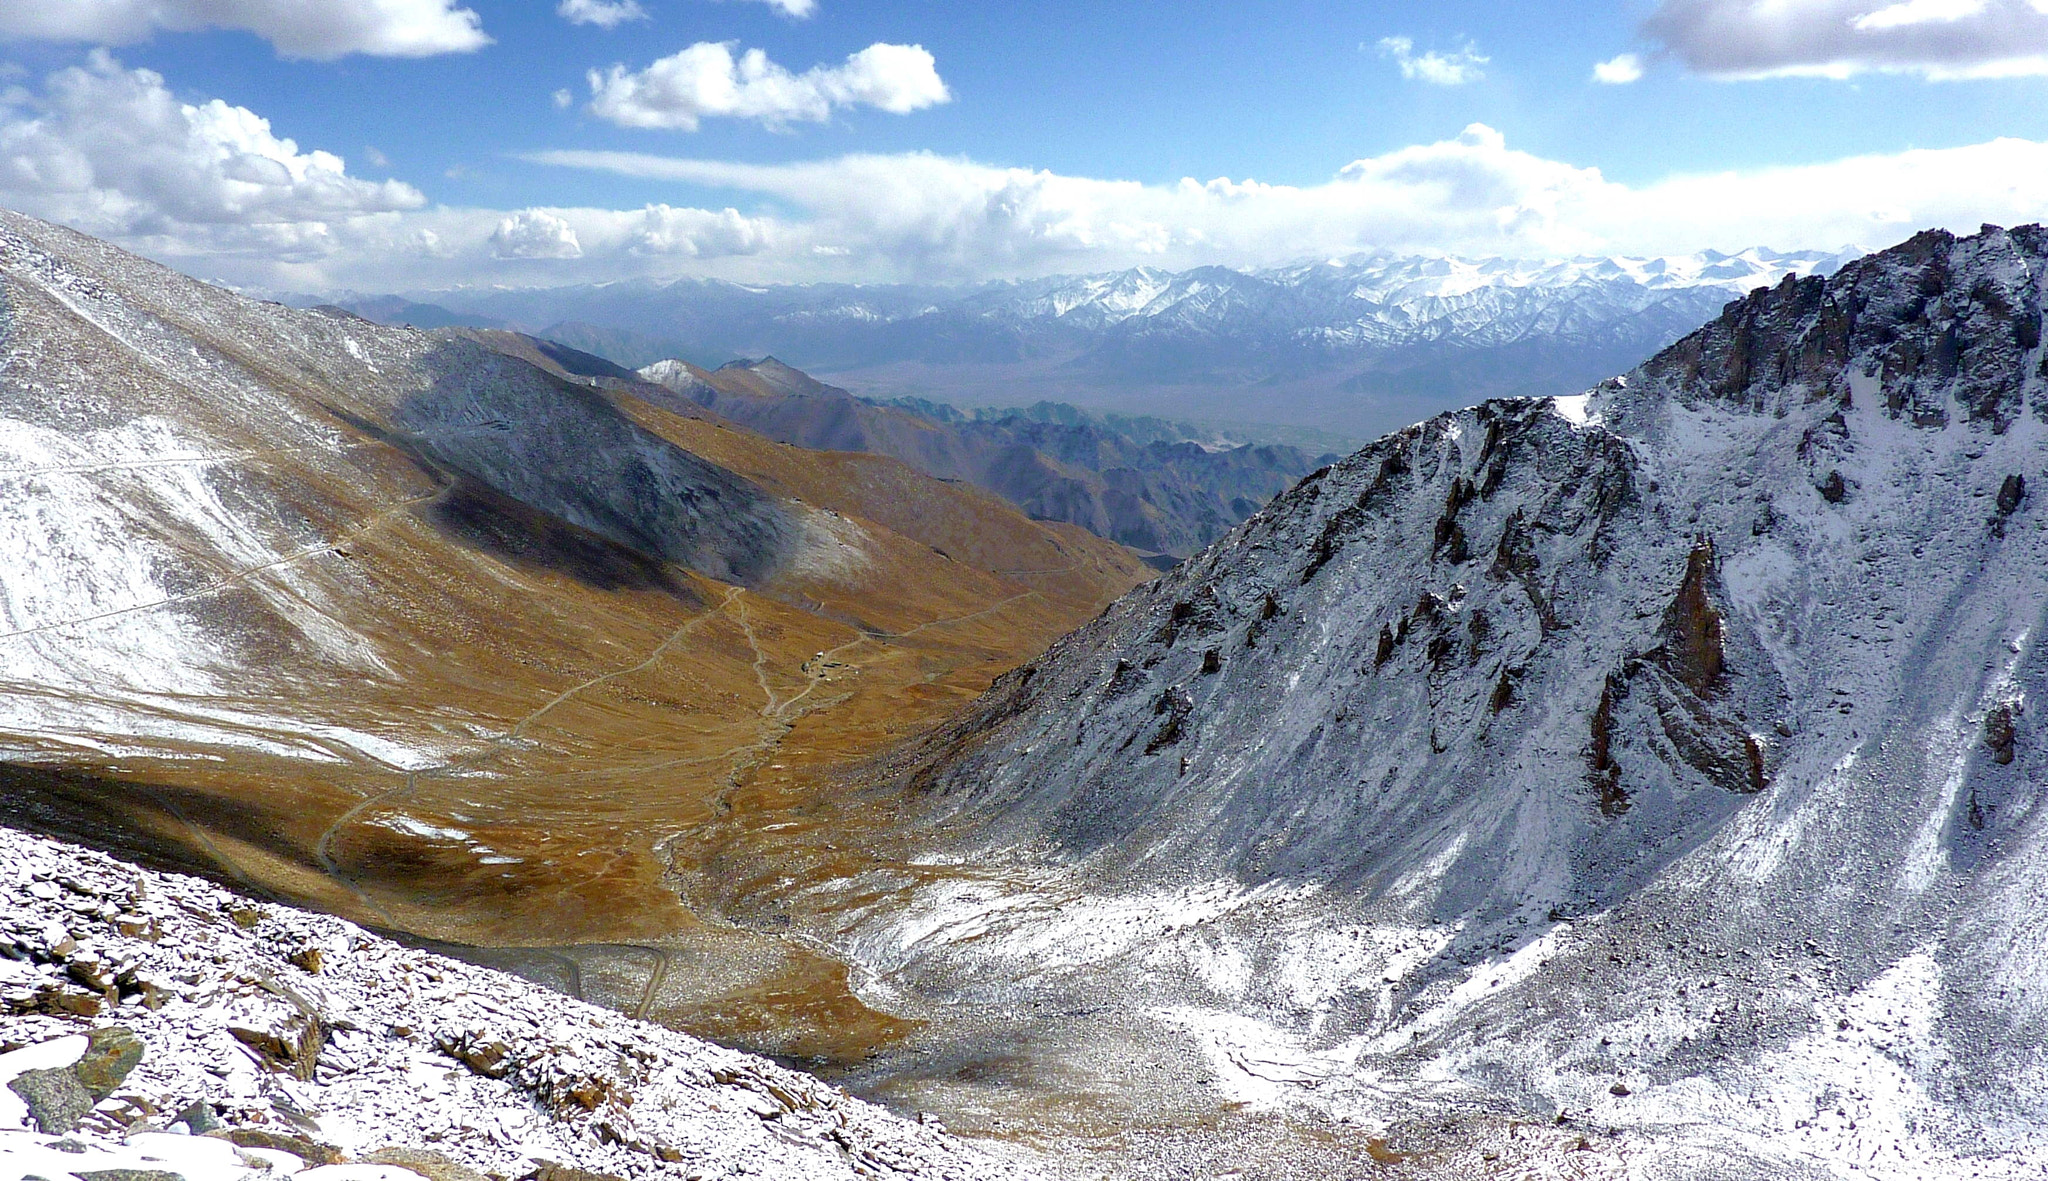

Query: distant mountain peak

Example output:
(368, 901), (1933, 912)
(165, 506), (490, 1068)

(353, 243), (1873, 439)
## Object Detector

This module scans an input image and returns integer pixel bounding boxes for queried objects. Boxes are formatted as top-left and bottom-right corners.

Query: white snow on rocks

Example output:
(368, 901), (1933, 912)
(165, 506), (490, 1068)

(0, 824), (1039, 1181)
(833, 225), (2048, 1178)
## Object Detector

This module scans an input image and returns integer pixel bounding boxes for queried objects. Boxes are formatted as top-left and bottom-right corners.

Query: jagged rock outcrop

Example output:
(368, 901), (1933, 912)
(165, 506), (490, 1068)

(1640, 226), (2046, 430)
(893, 389), (1788, 907)
(829, 225), (2048, 1180)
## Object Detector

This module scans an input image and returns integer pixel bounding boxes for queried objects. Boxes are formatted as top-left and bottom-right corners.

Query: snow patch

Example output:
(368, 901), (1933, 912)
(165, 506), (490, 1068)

(1551, 392), (1599, 427)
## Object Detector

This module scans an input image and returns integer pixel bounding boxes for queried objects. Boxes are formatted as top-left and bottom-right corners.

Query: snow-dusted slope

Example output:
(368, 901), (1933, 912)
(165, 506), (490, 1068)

(834, 226), (2048, 1178)
(0, 824), (1035, 1181)
(0, 206), (799, 770)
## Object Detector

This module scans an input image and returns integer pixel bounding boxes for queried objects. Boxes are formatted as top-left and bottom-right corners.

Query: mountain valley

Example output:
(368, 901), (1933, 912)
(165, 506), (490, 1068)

(3, 209), (2047, 1181)
(632, 357), (1339, 562)
(0, 207), (1145, 1070)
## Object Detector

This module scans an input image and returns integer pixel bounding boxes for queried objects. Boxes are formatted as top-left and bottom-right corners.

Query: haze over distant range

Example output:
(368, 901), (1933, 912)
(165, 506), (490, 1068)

(333, 246), (1855, 438)
(1, 1), (2047, 297)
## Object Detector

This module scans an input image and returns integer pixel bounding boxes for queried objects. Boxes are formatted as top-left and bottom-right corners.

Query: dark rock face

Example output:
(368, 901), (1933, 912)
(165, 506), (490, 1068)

(1998, 473), (2028, 516)
(1986, 702), (2019, 765)
(1640, 226), (2048, 433)
(1598, 537), (1779, 807)
(9, 1064), (94, 1133)
(1655, 539), (1727, 698)
(402, 345), (796, 588)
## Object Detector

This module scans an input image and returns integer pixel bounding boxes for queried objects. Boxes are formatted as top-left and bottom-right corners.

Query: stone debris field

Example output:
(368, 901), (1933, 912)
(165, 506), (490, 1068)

(0, 824), (1038, 1181)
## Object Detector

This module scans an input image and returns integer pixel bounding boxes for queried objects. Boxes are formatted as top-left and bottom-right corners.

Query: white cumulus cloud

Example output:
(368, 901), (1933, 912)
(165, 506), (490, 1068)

(1642, 0), (2048, 79)
(0, 55), (777, 289)
(1593, 53), (1646, 83)
(0, 0), (489, 60)
(491, 209), (583, 259)
(525, 124), (2048, 281)
(738, 0), (817, 16)
(1376, 36), (1489, 85)
(586, 41), (949, 131)
(0, 51), (422, 256)
(11, 60), (2048, 297)
(630, 203), (773, 256)
(557, 0), (647, 29)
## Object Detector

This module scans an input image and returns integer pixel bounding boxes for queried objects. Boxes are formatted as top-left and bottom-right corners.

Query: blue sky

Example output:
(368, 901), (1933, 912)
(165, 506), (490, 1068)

(4, 0), (2048, 290)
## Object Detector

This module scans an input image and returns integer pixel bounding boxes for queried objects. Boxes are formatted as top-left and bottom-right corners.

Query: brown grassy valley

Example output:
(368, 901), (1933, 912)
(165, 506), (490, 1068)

(0, 209), (1149, 1068)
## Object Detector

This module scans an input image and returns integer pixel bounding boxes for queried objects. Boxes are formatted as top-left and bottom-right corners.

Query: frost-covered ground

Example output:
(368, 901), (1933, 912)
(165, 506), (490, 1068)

(0, 823), (1038, 1181)
(822, 226), (2048, 1178)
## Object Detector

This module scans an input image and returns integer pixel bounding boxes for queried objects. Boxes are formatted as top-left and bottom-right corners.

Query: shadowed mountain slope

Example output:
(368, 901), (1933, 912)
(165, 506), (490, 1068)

(0, 207), (1147, 1062)
(637, 357), (1337, 561)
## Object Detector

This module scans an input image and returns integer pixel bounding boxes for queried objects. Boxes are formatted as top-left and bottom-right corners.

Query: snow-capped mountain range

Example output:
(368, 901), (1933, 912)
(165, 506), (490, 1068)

(337, 248), (1860, 441)
(923, 248), (1860, 340)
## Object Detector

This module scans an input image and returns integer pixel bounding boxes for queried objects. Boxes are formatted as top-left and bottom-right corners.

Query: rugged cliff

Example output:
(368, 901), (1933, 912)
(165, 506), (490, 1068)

(829, 225), (2048, 1179)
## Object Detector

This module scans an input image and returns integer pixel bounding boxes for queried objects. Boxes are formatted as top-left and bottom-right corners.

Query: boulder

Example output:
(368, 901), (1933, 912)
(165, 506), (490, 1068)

(211, 1127), (345, 1166)
(172, 1100), (219, 1134)
(75, 1027), (144, 1099)
(8, 1064), (95, 1133)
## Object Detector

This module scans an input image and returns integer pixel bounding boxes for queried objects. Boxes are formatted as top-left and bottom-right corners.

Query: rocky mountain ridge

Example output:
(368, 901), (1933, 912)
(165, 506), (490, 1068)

(760, 225), (2048, 1179)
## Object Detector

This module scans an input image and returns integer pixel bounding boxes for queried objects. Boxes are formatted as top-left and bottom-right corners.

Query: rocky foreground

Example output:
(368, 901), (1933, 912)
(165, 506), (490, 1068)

(0, 824), (1036, 1181)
